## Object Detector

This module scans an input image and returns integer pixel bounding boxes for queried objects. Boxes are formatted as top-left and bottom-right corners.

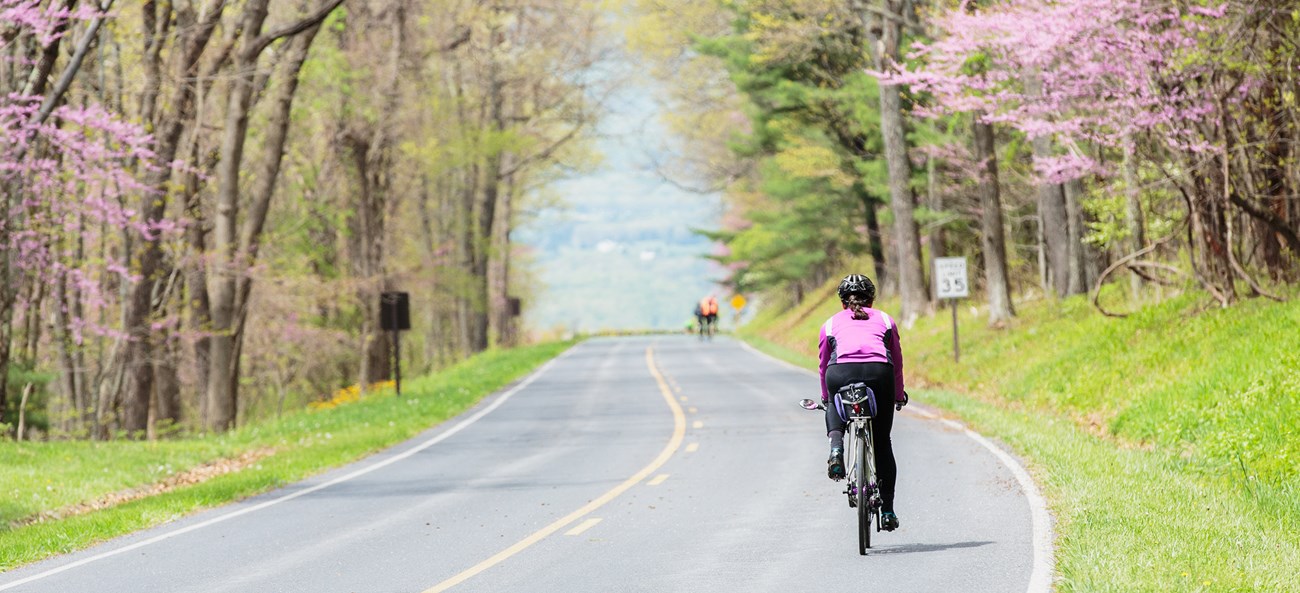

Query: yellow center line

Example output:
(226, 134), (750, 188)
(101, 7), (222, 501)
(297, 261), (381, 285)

(685, 443), (699, 453)
(687, 407), (698, 414)
(692, 420), (704, 429)
(421, 347), (686, 593)
(564, 518), (602, 536)
(647, 474), (670, 486)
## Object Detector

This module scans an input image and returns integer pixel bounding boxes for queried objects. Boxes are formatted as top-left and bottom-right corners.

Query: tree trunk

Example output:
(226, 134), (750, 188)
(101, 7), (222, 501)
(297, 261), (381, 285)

(22, 281), (44, 365)
(154, 336), (182, 433)
(1024, 71), (1073, 297)
(207, 0), (274, 432)
(211, 2), (340, 428)
(1064, 179), (1089, 293)
(925, 157), (945, 301)
(347, 134), (393, 386)
(489, 159), (518, 347)
(469, 22), (507, 351)
(184, 156), (213, 425)
(94, 342), (126, 439)
(120, 0), (226, 437)
(339, 2), (407, 385)
(854, 183), (889, 290)
(1122, 137), (1146, 298)
(973, 119), (1014, 325)
(0, 319), (11, 431)
(1035, 171), (1070, 297)
(55, 272), (83, 433)
(873, 8), (927, 323)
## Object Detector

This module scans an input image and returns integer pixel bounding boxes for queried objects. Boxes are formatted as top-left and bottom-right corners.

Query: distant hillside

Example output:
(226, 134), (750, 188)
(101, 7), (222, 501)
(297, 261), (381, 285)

(516, 164), (726, 334)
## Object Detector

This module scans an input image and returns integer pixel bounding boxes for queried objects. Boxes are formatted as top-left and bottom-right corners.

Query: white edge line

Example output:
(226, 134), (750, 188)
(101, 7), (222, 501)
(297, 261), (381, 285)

(954, 421), (1055, 593)
(0, 347), (577, 592)
(738, 338), (1054, 593)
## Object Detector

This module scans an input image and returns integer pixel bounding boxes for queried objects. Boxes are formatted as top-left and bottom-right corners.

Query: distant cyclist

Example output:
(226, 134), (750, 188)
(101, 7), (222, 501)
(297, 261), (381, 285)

(698, 295), (719, 338)
(818, 274), (908, 531)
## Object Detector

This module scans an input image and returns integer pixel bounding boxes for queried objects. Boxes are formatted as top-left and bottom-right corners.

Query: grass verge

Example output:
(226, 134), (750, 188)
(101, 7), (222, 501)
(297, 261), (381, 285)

(739, 287), (1300, 592)
(0, 340), (575, 572)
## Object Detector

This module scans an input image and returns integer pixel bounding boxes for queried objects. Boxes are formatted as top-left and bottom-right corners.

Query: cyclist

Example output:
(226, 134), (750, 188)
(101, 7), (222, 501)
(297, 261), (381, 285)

(818, 274), (908, 531)
(698, 295), (719, 338)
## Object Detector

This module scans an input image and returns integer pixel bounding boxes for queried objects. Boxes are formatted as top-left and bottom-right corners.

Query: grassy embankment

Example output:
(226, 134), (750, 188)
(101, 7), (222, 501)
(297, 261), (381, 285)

(741, 281), (1299, 592)
(0, 340), (575, 571)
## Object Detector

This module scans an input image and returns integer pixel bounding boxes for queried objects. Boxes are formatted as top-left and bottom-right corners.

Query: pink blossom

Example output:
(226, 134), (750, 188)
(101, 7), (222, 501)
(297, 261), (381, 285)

(3, 3), (175, 344)
(880, 0), (1238, 183)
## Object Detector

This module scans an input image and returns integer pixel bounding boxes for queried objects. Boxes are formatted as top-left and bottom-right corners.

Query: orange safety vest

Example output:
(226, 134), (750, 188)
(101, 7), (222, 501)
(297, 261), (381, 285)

(700, 297), (718, 316)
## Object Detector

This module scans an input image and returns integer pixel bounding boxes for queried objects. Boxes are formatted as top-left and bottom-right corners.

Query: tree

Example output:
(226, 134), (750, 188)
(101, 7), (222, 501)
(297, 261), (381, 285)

(1, 1), (154, 434)
(972, 118), (1015, 323)
(893, 0), (1296, 308)
(205, 0), (344, 432)
(858, 0), (929, 324)
(116, 0), (229, 438)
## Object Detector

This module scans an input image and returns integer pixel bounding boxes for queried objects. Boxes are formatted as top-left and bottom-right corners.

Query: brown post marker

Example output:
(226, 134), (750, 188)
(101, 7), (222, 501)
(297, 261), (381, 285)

(381, 292), (411, 395)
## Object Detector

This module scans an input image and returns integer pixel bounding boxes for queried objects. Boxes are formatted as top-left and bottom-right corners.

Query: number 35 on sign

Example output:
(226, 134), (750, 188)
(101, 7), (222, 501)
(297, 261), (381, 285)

(934, 257), (969, 299)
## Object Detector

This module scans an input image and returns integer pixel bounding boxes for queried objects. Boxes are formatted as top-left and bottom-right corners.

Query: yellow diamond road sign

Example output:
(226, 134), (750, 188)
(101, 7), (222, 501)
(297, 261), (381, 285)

(730, 294), (746, 311)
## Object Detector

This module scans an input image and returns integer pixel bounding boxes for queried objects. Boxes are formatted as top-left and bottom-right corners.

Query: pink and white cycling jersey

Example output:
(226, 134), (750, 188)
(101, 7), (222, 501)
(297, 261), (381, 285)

(817, 307), (905, 403)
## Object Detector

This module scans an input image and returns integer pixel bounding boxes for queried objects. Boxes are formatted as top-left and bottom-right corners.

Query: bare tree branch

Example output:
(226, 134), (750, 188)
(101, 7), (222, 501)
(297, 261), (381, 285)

(34, 0), (115, 126)
(246, 0), (346, 59)
(1090, 236), (1174, 317)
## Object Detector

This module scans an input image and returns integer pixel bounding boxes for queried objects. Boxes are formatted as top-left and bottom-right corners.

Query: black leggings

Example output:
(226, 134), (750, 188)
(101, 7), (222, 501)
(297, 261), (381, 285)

(824, 362), (897, 512)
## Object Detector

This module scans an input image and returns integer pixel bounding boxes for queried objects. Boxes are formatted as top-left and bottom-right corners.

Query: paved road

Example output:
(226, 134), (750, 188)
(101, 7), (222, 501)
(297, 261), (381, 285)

(0, 336), (1048, 593)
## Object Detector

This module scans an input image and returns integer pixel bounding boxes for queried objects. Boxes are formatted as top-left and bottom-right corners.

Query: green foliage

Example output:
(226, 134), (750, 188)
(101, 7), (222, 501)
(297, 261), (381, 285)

(1082, 158), (1184, 249)
(924, 387), (1300, 593)
(691, 0), (892, 293)
(907, 291), (1300, 488)
(0, 341), (575, 569)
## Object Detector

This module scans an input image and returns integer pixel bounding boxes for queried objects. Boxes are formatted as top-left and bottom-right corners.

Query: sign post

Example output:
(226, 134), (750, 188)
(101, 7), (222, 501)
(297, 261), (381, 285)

(380, 292), (411, 394)
(933, 257), (969, 362)
(730, 294), (746, 329)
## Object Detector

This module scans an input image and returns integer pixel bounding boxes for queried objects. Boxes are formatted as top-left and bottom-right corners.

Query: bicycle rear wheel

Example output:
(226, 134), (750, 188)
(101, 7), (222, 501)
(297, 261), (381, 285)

(856, 434), (870, 554)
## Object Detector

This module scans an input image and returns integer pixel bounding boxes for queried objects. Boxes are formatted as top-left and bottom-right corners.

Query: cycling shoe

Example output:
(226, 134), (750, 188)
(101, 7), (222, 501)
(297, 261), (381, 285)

(827, 450), (846, 480)
(881, 512), (900, 531)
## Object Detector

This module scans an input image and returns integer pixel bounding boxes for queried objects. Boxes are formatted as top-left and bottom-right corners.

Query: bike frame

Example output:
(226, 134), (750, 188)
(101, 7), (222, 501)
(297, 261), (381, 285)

(797, 395), (882, 555)
(844, 405), (880, 552)
(853, 416), (878, 501)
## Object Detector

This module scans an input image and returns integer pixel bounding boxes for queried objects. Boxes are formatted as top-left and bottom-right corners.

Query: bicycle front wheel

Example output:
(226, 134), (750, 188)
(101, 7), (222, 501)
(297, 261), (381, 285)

(857, 435), (870, 554)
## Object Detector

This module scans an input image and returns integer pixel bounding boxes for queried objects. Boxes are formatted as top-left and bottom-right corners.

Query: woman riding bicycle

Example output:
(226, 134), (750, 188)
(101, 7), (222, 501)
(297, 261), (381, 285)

(818, 274), (907, 531)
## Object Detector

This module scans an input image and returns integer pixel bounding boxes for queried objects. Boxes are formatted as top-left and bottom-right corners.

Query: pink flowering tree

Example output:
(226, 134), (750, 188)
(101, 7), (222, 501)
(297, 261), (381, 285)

(1, 0), (157, 432)
(887, 0), (1277, 307)
(894, 0), (1222, 180)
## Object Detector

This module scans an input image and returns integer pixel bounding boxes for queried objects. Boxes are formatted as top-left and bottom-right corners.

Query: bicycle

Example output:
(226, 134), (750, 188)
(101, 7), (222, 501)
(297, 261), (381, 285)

(698, 315), (716, 341)
(800, 383), (881, 555)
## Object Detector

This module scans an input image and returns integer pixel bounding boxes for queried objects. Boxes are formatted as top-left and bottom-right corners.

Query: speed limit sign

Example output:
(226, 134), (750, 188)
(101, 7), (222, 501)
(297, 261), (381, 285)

(933, 257), (968, 363)
(934, 257), (969, 299)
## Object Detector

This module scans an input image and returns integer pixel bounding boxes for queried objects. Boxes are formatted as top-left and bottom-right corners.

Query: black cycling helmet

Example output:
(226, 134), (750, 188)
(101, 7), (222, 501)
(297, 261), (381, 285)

(837, 274), (876, 303)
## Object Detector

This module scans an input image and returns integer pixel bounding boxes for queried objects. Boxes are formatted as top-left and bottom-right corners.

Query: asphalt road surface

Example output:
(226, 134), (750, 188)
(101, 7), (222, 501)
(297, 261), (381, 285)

(0, 336), (1051, 593)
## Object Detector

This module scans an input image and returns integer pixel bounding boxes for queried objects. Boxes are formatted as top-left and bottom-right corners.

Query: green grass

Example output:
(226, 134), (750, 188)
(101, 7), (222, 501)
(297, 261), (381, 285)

(0, 340), (575, 571)
(739, 283), (1300, 592)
